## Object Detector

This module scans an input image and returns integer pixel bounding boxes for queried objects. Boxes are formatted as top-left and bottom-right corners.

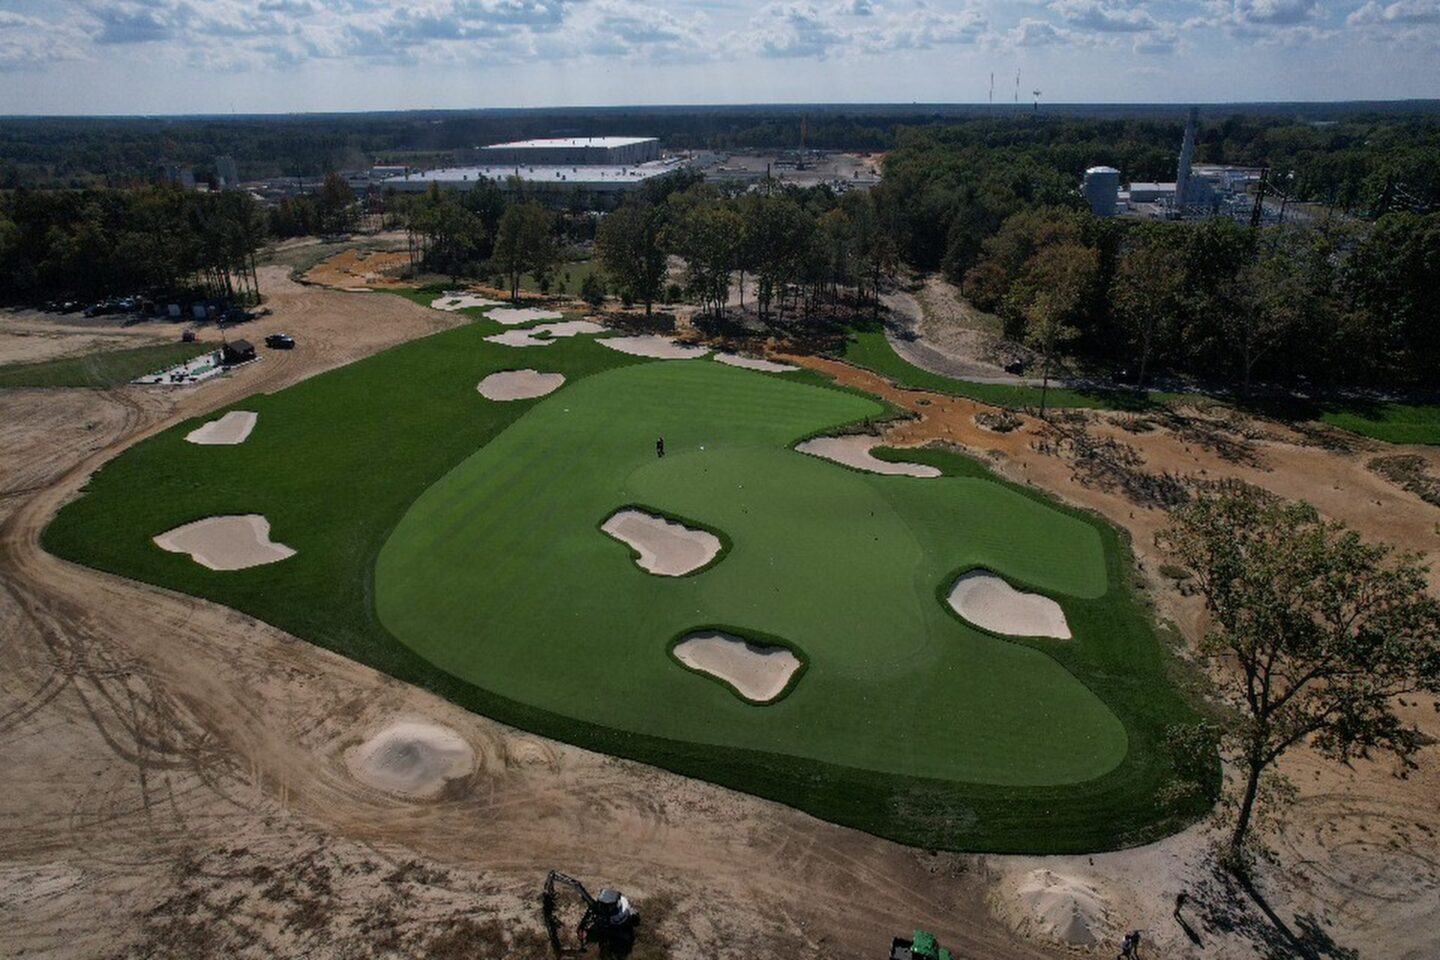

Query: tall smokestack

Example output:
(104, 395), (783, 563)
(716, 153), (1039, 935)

(1176, 106), (1198, 211)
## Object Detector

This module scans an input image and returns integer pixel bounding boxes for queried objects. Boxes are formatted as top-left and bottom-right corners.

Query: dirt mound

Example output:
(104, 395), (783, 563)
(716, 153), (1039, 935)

(672, 631), (801, 703)
(343, 720), (476, 799)
(185, 410), (257, 445)
(601, 509), (722, 576)
(153, 515), (295, 571)
(998, 869), (1112, 947)
(946, 570), (1071, 639)
(477, 370), (565, 401)
(795, 436), (940, 478)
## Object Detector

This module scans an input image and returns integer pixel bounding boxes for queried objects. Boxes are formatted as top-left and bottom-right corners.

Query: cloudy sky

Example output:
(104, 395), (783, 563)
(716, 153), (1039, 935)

(0, 0), (1436, 114)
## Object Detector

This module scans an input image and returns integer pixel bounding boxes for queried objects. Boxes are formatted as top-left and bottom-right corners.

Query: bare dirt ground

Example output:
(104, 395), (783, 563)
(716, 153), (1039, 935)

(783, 352), (1440, 960)
(0, 310), (201, 366)
(1, 266), (1061, 960)
(883, 277), (1032, 384)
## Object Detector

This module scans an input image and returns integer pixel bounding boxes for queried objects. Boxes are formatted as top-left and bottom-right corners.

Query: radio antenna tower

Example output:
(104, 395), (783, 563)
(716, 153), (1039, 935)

(1014, 70), (1021, 103)
(989, 72), (994, 106)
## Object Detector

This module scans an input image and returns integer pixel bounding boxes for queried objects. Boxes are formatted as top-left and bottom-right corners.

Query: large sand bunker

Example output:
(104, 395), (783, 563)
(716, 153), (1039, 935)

(343, 720), (476, 799)
(431, 292), (503, 312)
(672, 631), (802, 703)
(598, 335), (709, 360)
(153, 515), (295, 571)
(946, 570), (1072, 639)
(795, 436), (941, 478)
(184, 410), (257, 445)
(486, 307), (564, 325)
(1000, 869), (1112, 947)
(477, 369), (565, 401)
(601, 509), (723, 576)
(485, 320), (605, 348)
(714, 352), (798, 373)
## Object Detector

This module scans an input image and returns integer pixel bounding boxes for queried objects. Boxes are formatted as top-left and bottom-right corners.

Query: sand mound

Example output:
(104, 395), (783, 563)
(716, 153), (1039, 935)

(602, 509), (722, 576)
(153, 515), (295, 571)
(1005, 869), (1111, 947)
(714, 352), (798, 373)
(477, 369), (565, 401)
(486, 307), (564, 325)
(485, 320), (605, 348)
(795, 436), (941, 478)
(672, 631), (801, 703)
(598, 335), (709, 359)
(946, 570), (1071, 639)
(184, 410), (257, 445)
(431, 292), (503, 311)
(343, 720), (476, 799)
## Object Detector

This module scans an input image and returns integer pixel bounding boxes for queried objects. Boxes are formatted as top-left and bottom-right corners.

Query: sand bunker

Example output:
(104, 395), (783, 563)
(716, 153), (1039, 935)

(795, 436), (941, 478)
(153, 515), (295, 571)
(184, 410), (257, 445)
(1006, 869), (1111, 947)
(477, 369), (565, 401)
(946, 570), (1072, 639)
(343, 720), (476, 799)
(672, 631), (802, 703)
(486, 306), (564, 325)
(602, 509), (723, 576)
(715, 352), (798, 373)
(485, 320), (605, 348)
(431, 292), (503, 311)
(598, 335), (710, 360)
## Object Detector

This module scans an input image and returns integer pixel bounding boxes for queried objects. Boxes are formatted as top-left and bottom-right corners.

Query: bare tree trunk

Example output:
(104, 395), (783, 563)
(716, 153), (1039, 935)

(1229, 753), (1265, 863)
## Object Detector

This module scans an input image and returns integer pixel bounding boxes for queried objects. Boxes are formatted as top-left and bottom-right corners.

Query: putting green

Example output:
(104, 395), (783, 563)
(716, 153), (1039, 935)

(377, 361), (1125, 786)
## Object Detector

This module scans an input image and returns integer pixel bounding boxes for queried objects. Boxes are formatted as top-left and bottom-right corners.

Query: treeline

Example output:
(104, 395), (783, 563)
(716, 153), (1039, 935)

(955, 207), (1440, 390)
(0, 186), (267, 305)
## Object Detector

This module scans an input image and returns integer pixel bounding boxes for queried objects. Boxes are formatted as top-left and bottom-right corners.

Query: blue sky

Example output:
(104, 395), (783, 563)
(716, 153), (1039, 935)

(0, 0), (1436, 114)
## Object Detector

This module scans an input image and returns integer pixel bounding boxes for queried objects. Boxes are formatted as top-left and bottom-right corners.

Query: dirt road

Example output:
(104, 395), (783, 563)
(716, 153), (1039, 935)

(0, 268), (1058, 959)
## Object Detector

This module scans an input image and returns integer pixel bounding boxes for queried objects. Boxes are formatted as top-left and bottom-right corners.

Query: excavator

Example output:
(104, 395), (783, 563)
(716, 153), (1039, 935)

(543, 871), (639, 957)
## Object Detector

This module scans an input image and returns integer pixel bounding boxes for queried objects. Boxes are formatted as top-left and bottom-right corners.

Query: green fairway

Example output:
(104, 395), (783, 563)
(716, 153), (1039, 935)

(0, 341), (203, 389)
(1319, 401), (1440, 446)
(45, 310), (1215, 852)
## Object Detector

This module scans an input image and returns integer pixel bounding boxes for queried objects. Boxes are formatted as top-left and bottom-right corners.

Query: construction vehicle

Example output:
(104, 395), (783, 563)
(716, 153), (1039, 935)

(889, 929), (953, 960)
(542, 871), (639, 957)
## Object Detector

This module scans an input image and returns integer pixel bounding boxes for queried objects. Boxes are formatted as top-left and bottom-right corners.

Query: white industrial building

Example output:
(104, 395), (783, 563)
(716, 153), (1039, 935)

(455, 136), (660, 167)
(378, 156), (689, 195)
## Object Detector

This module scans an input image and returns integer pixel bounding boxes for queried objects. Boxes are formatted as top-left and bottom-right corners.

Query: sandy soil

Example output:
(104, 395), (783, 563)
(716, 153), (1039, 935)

(0, 310), (201, 366)
(884, 277), (1028, 384)
(154, 514), (296, 571)
(430, 293), (504, 312)
(796, 435), (942, 478)
(2, 269), (1060, 960)
(715, 352), (798, 373)
(185, 409), (257, 445)
(672, 631), (801, 704)
(303, 248), (412, 290)
(486, 307), (564, 325)
(602, 509), (723, 576)
(343, 720), (476, 799)
(946, 570), (1072, 639)
(476, 369), (565, 401)
(783, 351), (1440, 960)
(599, 334), (710, 359)
(485, 320), (605, 348)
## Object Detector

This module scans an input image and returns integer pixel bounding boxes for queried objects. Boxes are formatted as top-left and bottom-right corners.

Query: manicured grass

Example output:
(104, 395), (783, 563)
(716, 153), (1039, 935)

(1319, 401), (1440, 446)
(840, 330), (1179, 412)
(0, 342), (205, 389)
(46, 314), (1214, 853)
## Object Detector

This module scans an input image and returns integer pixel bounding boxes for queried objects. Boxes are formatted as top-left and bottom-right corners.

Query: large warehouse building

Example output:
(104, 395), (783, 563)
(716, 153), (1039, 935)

(455, 136), (660, 167)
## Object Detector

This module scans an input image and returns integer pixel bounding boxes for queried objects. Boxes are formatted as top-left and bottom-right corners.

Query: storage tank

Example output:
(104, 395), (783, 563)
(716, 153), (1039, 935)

(1083, 166), (1120, 217)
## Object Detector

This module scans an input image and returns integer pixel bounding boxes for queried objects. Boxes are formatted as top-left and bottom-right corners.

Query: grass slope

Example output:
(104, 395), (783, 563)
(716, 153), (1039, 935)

(1319, 401), (1440, 446)
(0, 342), (203, 389)
(45, 313), (1214, 853)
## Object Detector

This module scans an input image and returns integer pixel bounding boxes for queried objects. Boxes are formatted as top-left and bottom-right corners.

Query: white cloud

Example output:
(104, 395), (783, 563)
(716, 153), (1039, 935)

(1051, 0), (1159, 33)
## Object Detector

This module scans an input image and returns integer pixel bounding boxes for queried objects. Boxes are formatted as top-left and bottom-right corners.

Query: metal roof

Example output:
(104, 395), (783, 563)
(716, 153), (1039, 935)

(480, 137), (656, 150)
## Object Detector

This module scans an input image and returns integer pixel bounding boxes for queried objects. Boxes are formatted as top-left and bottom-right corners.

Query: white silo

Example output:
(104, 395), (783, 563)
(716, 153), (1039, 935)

(1083, 166), (1121, 217)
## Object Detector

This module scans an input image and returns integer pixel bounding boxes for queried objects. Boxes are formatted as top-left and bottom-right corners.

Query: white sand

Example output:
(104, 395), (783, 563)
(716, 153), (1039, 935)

(431, 293), (503, 311)
(1000, 869), (1112, 947)
(598, 335), (710, 360)
(343, 720), (476, 799)
(946, 570), (1072, 639)
(795, 436), (941, 478)
(485, 307), (564, 325)
(714, 352), (798, 373)
(601, 509), (722, 576)
(477, 369), (565, 401)
(672, 631), (801, 703)
(153, 515), (295, 571)
(485, 320), (606, 348)
(184, 410), (258, 445)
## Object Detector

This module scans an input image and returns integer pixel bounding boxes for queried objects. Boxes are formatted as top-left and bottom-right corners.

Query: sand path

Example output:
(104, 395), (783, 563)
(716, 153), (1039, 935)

(672, 631), (801, 703)
(946, 571), (1071, 639)
(601, 509), (722, 576)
